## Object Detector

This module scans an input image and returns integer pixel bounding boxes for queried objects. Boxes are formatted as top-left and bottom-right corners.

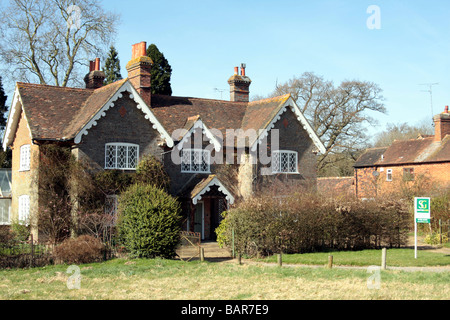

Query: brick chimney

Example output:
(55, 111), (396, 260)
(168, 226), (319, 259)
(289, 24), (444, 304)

(84, 58), (105, 89)
(228, 63), (251, 102)
(126, 41), (153, 105)
(434, 106), (450, 142)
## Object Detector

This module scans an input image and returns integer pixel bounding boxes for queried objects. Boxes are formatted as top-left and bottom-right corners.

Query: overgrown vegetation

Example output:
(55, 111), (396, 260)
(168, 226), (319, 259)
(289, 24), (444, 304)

(217, 193), (411, 257)
(54, 235), (105, 265)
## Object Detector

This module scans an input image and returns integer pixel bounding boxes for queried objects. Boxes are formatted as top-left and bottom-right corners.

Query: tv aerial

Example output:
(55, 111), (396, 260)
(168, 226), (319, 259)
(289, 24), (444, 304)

(419, 82), (439, 125)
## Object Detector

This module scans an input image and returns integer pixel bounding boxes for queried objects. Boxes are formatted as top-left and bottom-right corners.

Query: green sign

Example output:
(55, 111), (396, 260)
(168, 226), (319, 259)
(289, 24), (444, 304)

(414, 197), (431, 224)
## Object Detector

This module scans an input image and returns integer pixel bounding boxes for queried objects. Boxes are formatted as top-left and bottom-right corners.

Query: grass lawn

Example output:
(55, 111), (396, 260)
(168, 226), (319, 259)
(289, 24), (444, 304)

(0, 255), (449, 300)
(260, 248), (450, 267)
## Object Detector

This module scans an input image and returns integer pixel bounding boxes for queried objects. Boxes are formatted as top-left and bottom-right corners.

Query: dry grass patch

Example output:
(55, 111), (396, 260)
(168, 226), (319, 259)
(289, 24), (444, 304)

(0, 259), (449, 300)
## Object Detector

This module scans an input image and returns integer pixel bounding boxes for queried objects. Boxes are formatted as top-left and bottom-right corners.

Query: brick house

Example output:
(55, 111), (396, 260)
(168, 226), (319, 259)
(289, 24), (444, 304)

(354, 107), (450, 199)
(2, 42), (325, 241)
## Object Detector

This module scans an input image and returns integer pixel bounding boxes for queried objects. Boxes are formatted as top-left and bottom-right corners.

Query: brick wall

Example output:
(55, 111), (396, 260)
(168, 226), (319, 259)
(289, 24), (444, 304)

(11, 109), (39, 237)
(254, 107), (318, 195)
(74, 92), (164, 170)
(355, 162), (450, 198)
(317, 177), (355, 197)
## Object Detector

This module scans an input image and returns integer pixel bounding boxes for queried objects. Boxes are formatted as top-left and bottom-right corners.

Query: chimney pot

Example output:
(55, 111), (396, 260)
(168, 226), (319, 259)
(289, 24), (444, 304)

(234, 67), (239, 75)
(95, 58), (100, 71)
(132, 41), (147, 59)
(84, 58), (105, 89)
(445, 106), (449, 113)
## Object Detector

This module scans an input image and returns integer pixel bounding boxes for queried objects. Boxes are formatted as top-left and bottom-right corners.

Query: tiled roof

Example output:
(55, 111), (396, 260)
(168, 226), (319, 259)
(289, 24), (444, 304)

(17, 80), (128, 140)
(150, 94), (292, 146)
(12, 80), (297, 148)
(17, 83), (94, 140)
(354, 147), (388, 168)
(354, 136), (450, 168)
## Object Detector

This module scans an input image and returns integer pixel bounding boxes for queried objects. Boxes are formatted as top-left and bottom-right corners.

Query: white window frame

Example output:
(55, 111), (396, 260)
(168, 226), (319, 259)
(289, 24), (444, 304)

(181, 149), (211, 173)
(18, 195), (30, 226)
(0, 200), (11, 226)
(19, 145), (31, 171)
(105, 143), (139, 170)
(386, 169), (393, 182)
(272, 150), (299, 174)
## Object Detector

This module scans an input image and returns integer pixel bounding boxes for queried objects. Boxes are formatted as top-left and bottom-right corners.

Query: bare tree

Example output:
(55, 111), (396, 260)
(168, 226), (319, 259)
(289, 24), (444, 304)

(373, 120), (434, 147)
(270, 72), (386, 173)
(0, 0), (119, 88)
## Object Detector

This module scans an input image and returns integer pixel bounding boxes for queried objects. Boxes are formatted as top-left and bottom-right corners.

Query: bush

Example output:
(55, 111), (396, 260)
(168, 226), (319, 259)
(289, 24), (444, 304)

(133, 154), (170, 191)
(424, 233), (449, 246)
(217, 193), (411, 256)
(117, 183), (181, 259)
(54, 235), (105, 264)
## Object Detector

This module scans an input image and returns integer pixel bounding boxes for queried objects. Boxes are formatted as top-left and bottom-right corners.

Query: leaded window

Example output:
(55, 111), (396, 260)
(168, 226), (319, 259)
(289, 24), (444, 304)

(181, 149), (210, 173)
(20, 145), (31, 171)
(18, 195), (30, 225)
(272, 150), (298, 174)
(105, 143), (139, 170)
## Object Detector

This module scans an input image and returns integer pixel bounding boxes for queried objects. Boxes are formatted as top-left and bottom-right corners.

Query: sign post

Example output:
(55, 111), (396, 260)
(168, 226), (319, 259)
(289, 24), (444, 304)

(414, 197), (431, 259)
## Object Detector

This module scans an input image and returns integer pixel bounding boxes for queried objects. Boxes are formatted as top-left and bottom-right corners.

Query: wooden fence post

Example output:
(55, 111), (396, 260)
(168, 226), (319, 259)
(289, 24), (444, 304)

(381, 248), (387, 270)
(327, 255), (333, 269)
(277, 253), (282, 267)
(200, 247), (205, 262)
(439, 219), (442, 245)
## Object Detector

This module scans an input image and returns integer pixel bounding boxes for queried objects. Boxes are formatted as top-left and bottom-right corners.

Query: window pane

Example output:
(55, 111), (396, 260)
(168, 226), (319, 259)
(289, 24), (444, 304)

(117, 146), (127, 169)
(272, 151), (298, 173)
(105, 145), (116, 169)
(128, 146), (138, 168)
(181, 149), (210, 173)
(181, 150), (191, 172)
(289, 153), (297, 172)
(280, 153), (289, 173)
(20, 145), (30, 170)
(19, 196), (30, 225)
(105, 144), (139, 170)
(272, 152), (280, 173)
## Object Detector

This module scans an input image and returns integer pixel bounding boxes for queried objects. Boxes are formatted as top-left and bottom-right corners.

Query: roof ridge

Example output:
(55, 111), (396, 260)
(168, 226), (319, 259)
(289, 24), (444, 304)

(17, 82), (94, 92)
(248, 93), (291, 105)
(152, 94), (247, 104)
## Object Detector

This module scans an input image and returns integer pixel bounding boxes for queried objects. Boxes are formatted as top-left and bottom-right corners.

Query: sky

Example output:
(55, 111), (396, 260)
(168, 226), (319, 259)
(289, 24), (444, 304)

(103, 0), (450, 139)
(5, 0), (450, 141)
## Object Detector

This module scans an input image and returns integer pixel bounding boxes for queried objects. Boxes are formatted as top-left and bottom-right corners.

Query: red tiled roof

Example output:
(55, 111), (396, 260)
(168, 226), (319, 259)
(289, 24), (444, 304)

(14, 80), (294, 146)
(17, 83), (94, 140)
(354, 135), (450, 167)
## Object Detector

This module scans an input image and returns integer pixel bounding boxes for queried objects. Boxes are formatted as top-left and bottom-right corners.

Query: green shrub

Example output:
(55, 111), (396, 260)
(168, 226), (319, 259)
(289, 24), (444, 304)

(10, 220), (31, 242)
(424, 233), (448, 246)
(133, 154), (170, 191)
(217, 193), (411, 256)
(54, 235), (105, 264)
(117, 183), (181, 259)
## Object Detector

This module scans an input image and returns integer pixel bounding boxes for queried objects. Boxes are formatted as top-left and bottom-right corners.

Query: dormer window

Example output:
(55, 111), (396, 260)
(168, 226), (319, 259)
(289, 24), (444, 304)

(272, 150), (298, 174)
(105, 143), (139, 170)
(181, 149), (210, 173)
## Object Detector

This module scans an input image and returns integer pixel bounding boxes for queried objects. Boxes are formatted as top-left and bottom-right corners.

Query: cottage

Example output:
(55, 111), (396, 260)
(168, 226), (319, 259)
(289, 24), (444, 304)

(354, 107), (450, 199)
(2, 42), (325, 240)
